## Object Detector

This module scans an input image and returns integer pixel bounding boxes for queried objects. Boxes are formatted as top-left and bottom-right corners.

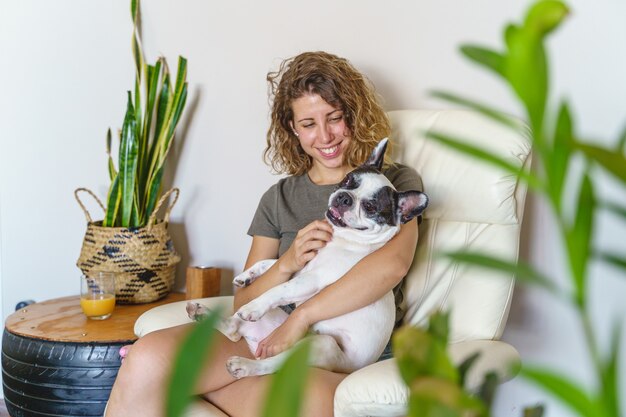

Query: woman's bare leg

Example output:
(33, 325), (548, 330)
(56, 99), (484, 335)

(207, 369), (347, 417)
(105, 323), (253, 417)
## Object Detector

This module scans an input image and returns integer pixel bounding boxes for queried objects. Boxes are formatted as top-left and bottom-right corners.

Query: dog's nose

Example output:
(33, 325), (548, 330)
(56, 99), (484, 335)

(336, 192), (353, 207)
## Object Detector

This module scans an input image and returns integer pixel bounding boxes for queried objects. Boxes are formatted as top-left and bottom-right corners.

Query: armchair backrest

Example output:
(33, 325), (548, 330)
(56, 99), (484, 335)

(389, 110), (531, 343)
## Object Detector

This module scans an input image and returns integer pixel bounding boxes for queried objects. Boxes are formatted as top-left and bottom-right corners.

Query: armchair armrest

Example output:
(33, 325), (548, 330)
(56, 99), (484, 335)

(334, 340), (520, 417)
(134, 296), (234, 337)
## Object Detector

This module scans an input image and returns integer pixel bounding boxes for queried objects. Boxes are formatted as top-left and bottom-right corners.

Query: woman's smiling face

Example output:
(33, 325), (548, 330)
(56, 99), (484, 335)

(290, 93), (352, 183)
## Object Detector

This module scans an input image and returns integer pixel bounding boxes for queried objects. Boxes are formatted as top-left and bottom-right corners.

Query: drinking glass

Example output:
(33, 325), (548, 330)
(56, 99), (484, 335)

(80, 272), (116, 320)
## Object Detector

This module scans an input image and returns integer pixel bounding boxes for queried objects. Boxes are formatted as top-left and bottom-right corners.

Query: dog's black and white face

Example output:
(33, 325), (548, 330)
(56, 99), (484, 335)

(325, 138), (428, 236)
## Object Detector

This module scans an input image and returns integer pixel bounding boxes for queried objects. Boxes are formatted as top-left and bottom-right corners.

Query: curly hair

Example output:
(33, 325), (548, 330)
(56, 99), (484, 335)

(265, 51), (392, 175)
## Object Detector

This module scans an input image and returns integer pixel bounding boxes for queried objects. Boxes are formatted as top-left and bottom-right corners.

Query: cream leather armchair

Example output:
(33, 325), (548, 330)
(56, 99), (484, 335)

(133, 109), (531, 417)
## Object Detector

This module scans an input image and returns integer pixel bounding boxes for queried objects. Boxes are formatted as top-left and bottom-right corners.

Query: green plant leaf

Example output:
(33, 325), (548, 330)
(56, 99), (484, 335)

(547, 101), (573, 211)
(147, 70), (172, 183)
(261, 341), (311, 417)
(165, 308), (221, 417)
(477, 372), (499, 409)
(393, 326), (459, 384)
(504, 23), (520, 51)
(460, 45), (506, 78)
(173, 56), (188, 101)
(597, 252), (626, 272)
(457, 351), (481, 388)
(103, 174), (121, 227)
(106, 128), (117, 181)
(502, 1), (568, 141)
(136, 61), (163, 215)
(426, 131), (543, 191)
(160, 57), (188, 158)
(575, 142), (626, 184)
(502, 20), (545, 136)
(524, 0), (570, 36)
(118, 92), (139, 227)
(129, 197), (140, 228)
(522, 366), (600, 417)
(430, 90), (524, 131)
(143, 166), (163, 225)
(162, 82), (188, 158)
(409, 377), (486, 417)
(131, 3), (144, 79)
(600, 201), (626, 221)
(428, 310), (450, 346)
(130, 0), (139, 23)
(152, 67), (171, 155)
(599, 320), (622, 417)
(565, 173), (594, 307)
(443, 251), (558, 295)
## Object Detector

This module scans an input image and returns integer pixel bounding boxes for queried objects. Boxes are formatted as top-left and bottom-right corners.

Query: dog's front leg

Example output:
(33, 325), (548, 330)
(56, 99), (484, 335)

(236, 273), (322, 322)
(233, 259), (277, 288)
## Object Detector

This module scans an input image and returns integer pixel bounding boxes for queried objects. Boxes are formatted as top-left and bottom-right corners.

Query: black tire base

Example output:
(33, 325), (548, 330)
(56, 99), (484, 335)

(2, 329), (129, 416)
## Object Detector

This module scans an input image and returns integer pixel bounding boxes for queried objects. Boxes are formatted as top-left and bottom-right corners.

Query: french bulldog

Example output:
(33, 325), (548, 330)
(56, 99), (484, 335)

(187, 138), (428, 378)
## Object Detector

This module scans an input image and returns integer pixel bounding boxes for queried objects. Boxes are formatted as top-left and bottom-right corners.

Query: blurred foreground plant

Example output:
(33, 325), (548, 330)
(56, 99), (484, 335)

(427, 1), (625, 416)
(394, 312), (487, 417)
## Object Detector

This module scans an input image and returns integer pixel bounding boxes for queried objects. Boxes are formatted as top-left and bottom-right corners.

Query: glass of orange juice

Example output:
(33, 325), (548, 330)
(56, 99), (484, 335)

(80, 272), (116, 320)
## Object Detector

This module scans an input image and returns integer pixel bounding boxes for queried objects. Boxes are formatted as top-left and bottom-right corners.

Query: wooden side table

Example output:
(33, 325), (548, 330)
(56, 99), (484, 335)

(2, 292), (185, 417)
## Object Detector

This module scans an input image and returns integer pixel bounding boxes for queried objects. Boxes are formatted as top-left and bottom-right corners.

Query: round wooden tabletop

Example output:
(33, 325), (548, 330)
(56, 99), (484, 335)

(5, 292), (186, 343)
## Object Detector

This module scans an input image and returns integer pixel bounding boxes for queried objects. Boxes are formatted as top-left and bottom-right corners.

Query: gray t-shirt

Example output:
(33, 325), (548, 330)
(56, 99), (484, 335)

(247, 163), (423, 326)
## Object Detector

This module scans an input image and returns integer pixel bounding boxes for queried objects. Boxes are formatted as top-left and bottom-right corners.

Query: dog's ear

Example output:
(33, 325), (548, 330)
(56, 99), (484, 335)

(364, 138), (388, 171)
(396, 190), (428, 224)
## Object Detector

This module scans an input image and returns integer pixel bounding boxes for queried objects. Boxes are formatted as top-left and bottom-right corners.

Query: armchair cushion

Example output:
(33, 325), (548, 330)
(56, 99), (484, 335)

(134, 296), (233, 337)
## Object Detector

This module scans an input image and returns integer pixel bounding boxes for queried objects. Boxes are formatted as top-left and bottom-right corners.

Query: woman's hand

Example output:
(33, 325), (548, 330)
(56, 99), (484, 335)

(255, 309), (311, 359)
(278, 220), (333, 275)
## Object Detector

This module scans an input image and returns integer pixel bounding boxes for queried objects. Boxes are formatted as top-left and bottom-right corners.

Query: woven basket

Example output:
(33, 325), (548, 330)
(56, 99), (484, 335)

(75, 188), (181, 304)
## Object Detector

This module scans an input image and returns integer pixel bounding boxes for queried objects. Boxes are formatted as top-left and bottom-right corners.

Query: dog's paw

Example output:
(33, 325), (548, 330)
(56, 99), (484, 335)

(233, 271), (254, 288)
(226, 356), (251, 379)
(236, 301), (265, 322)
(186, 302), (210, 321)
(233, 260), (276, 287)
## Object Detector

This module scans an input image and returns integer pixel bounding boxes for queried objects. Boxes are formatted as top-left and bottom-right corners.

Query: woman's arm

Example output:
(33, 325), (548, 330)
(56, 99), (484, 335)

(233, 235), (281, 310)
(255, 218), (418, 358)
(234, 220), (333, 310)
(300, 218), (418, 322)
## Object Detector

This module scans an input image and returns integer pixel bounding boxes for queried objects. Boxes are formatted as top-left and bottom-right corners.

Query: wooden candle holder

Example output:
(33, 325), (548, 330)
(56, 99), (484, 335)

(186, 266), (221, 300)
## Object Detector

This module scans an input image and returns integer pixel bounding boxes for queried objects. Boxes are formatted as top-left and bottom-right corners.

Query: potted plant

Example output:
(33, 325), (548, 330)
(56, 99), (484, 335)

(75, 0), (188, 304)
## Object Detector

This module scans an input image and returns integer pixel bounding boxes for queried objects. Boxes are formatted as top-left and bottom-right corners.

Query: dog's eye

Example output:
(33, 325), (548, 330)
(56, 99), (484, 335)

(362, 201), (376, 214)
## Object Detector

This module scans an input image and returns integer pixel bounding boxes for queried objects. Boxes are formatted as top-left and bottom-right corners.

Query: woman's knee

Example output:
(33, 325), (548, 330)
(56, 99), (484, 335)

(120, 325), (190, 382)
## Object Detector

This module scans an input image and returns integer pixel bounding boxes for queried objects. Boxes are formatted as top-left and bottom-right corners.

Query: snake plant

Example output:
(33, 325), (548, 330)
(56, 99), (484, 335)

(103, 0), (188, 228)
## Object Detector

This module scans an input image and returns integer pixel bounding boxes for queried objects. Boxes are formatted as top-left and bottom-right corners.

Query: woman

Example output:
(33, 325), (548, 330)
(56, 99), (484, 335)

(106, 51), (422, 417)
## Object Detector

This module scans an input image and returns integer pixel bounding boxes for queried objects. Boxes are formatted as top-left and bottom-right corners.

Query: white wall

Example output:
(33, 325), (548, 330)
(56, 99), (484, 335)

(1, 0), (625, 414)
